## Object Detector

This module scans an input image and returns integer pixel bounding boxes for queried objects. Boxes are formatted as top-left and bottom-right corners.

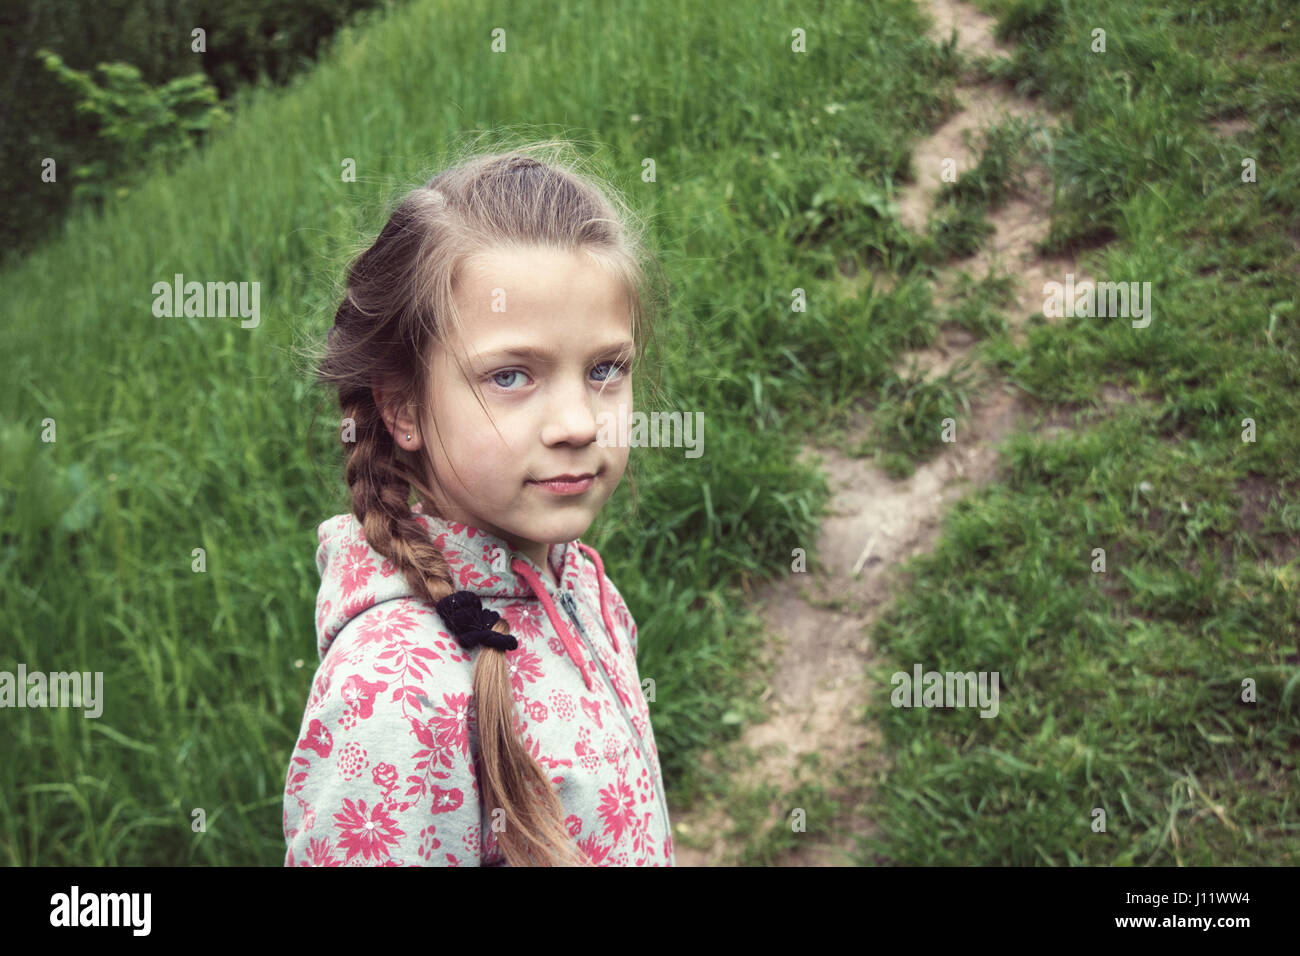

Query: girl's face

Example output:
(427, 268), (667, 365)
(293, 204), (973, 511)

(414, 245), (634, 582)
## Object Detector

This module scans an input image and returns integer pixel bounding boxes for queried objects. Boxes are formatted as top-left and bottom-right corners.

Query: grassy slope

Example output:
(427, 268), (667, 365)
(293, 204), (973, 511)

(5, 0), (1294, 868)
(1, 0), (959, 864)
(856, 0), (1300, 865)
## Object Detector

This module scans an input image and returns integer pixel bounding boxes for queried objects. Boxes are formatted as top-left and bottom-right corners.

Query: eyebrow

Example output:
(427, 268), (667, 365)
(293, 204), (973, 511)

(472, 340), (637, 365)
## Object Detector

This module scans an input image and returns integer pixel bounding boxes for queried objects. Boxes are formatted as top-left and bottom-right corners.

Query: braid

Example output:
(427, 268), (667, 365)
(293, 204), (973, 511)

(343, 397), (451, 605)
(340, 394), (589, 867)
(309, 144), (662, 866)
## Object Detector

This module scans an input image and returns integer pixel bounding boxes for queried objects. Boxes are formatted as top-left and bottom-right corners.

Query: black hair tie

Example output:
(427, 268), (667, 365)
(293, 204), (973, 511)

(435, 590), (518, 652)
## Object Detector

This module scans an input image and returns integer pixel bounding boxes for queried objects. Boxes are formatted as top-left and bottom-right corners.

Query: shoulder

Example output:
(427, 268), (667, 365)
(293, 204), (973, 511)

(286, 598), (489, 866)
(311, 599), (476, 717)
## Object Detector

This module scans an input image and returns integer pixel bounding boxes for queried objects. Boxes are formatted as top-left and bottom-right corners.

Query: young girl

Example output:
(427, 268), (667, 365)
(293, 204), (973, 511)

(282, 144), (675, 866)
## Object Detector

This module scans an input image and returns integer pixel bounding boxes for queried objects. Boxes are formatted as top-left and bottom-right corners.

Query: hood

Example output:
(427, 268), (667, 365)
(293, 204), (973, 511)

(312, 501), (624, 692)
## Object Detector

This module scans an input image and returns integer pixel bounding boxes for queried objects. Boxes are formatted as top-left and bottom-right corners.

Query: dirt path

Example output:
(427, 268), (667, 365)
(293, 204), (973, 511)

(669, 0), (1091, 866)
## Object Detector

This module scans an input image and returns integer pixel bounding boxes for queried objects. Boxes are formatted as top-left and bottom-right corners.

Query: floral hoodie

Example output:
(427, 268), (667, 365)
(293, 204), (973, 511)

(282, 502), (675, 866)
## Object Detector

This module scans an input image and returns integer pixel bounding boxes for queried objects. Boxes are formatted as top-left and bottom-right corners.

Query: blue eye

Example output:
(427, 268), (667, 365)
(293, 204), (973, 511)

(593, 360), (630, 383)
(491, 369), (527, 390)
(485, 359), (629, 393)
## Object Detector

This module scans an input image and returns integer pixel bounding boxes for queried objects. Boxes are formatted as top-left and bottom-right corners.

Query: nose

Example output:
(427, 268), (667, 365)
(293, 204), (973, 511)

(539, 371), (601, 447)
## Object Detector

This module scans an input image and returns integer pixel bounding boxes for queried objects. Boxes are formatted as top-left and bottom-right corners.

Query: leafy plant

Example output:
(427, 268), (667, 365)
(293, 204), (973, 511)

(36, 50), (229, 203)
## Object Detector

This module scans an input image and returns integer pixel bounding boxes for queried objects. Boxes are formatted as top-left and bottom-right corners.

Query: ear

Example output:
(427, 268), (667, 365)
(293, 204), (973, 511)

(372, 382), (422, 450)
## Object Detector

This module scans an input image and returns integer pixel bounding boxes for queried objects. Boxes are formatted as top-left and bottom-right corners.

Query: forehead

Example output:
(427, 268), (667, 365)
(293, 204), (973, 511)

(447, 245), (632, 353)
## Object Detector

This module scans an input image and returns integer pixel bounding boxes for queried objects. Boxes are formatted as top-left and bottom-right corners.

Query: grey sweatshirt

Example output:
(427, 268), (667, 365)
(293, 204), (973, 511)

(282, 502), (675, 866)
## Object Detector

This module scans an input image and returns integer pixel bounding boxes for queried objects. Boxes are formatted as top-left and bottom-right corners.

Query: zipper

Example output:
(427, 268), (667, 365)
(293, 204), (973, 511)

(558, 590), (644, 744)
(556, 586), (673, 856)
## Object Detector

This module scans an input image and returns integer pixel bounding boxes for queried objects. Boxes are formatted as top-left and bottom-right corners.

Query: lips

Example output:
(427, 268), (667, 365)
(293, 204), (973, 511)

(528, 471), (598, 496)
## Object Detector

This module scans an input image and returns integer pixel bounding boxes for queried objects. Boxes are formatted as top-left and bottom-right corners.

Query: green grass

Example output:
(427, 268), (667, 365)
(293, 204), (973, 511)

(928, 197), (997, 259)
(868, 362), (979, 477)
(0, 0), (963, 865)
(857, 0), (1300, 865)
(945, 266), (1017, 338)
(3, 0), (1296, 868)
(925, 117), (1044, 260)
(942, 118), (1041, 209)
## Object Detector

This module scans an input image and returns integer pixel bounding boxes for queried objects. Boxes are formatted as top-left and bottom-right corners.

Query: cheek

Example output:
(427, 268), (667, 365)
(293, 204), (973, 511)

(450, 394), (523, 463)
(427, 386), (493, 467)
(429, 421), (515, 496)
(612, 443), (631, 475)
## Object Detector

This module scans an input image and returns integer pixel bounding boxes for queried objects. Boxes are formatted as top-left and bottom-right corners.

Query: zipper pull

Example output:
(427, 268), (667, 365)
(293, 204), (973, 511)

(558, 591), (589, 641)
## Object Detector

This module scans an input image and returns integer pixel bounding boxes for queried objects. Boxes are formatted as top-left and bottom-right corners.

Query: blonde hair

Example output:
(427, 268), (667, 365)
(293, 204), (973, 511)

(308, 139), (667, 865)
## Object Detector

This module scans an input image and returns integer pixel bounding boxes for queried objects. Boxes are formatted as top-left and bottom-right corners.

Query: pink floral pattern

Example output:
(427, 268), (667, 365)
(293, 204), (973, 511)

(283, 505), (674, 866)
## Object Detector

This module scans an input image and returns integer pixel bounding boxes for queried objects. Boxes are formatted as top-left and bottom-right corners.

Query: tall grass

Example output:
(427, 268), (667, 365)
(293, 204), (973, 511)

(7, 0), (1293, 869)
(1, 0), (960, 864)
(857, 0), (1300, 865)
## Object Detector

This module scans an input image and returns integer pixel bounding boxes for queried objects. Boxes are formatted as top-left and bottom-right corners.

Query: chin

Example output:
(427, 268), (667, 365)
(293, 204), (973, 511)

(538, 512), (594, 540)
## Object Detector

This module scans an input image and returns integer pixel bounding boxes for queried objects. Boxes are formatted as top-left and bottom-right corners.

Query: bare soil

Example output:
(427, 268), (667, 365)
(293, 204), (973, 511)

(668, 0), (1095, 866)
